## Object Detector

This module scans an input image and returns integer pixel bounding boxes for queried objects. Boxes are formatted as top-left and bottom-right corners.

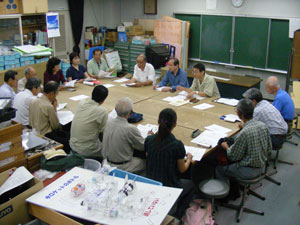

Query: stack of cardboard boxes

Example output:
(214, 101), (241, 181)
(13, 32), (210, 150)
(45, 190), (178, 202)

(0, 121), (26, 173)
(0, 0), (48, 14)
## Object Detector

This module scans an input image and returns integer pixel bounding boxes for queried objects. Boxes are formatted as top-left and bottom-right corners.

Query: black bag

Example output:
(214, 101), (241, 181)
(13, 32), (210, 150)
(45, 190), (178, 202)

(128, 112), (143, 123)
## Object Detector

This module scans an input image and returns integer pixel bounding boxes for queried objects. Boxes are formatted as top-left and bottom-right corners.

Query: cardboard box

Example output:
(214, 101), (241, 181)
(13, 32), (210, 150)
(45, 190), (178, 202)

(134, 19), (155, 32)
(126, 25), (144, 36)
(0, 0), (21, 14)
(84, 31), (93, 41)
(21, 0), (48, 14)
(107, 32), (118, 42)
(0, 168), (43, 225)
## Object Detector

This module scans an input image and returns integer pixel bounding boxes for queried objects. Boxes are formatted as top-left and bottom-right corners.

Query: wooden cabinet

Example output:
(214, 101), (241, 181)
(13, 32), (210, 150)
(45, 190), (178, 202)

(21, 0), (48, 14)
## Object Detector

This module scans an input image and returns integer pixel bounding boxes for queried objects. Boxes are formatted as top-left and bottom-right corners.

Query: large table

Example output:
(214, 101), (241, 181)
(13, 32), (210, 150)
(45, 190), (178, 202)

(56, 77), (240, 156)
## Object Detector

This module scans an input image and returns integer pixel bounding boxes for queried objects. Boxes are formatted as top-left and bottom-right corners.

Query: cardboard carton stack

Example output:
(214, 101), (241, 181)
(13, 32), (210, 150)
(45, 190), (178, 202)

(0, 121), (26, 173)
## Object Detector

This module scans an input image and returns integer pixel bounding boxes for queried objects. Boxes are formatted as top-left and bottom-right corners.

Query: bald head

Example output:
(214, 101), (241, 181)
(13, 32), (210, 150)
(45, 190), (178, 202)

(137, 54), (146, 70)
(24, 67), (36, 79)
(265, 76), (280, 95)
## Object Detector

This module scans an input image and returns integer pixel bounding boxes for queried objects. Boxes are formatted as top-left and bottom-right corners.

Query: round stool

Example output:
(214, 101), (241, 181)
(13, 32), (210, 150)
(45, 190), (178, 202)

(198, 179), (230, 213)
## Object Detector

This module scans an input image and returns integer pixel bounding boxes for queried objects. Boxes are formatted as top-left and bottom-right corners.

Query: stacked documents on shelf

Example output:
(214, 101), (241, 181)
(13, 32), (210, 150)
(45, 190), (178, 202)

(13, 44), (52, 56)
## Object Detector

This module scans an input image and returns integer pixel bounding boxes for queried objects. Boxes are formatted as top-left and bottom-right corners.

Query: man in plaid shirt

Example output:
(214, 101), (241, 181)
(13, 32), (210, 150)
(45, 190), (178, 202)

(216, 98), (272, 180)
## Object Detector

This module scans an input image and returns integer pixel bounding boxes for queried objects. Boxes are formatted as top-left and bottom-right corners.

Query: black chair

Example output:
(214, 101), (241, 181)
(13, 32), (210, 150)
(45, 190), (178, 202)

(222, 175), (265, 223)
(272, 135), (294, 169)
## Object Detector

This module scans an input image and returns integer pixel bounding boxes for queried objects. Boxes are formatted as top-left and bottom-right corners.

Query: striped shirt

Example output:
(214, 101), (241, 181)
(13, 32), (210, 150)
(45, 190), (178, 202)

(254, 100), (287, 135)
(227, 119), (272, 168)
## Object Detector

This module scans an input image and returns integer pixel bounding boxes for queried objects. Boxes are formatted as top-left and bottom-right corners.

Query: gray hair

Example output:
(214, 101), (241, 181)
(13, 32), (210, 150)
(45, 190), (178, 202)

(115, 97), (133, 117)
(242, 88), (263, 103)
(266, 76), (280, 88)
(236, 98), (254, 120)
(25, 78), (41, 91)
(24, 67), (31, 75)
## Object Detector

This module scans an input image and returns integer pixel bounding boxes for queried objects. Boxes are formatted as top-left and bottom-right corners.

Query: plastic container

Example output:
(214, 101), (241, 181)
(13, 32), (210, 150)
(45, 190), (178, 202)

(83, 159), (101, 171)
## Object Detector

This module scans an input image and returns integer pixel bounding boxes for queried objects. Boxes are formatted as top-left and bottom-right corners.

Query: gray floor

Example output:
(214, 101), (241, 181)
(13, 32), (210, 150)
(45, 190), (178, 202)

(214, 132), (300, 225)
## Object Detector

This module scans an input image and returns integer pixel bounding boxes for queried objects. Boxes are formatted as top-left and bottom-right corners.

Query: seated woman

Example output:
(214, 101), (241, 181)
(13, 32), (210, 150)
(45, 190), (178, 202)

(44, 57), (66, 88)
(144, 108), (194, 219)
(66, 52), (89, 82)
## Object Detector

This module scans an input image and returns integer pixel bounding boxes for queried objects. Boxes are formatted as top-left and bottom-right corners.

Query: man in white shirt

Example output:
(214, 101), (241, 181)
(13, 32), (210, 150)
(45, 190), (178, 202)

(17, 67), (37, 93)
(126, 54), (155, 87)
(0, 70), (18, 105)
(13, 77), (41, 126)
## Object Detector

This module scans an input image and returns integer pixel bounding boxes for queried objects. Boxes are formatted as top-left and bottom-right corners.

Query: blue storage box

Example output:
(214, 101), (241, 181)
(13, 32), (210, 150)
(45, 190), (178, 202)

(5, 65), (12, 70)
(4, 55), (15, 61)
(14, 53), (21, 58)
(15, 63), (20, 68)
(35, 59), (42, 64)
(0, 62), (4, 67)
(0, 66), (4, 71)
(109, 168), (162, 186)
(0, 56), (4, 62)
(41, 57), (49, 62)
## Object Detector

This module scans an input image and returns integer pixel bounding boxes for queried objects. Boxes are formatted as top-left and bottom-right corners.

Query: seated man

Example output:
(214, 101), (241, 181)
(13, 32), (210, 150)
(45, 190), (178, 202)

(126, 54), (155, 87)
(103, 97), (146, 174)
(29, 81), (71, 152)
(265, 76), (295, 132)
(177, 63), (220, 98)
(216, 98), (272, 180)
(70, 85), (108, 160)
(13, 78), (41, 126)
(0, 70), (18, 104)
(87, 48), (110, 78)
(153, 57), (189, 92)
(243, 88), (287, 149)
(17, 67), (37, 93)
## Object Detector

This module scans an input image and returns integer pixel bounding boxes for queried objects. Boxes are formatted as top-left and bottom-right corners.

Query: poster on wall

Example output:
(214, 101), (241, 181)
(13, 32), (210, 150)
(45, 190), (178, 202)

(46, 12), (60, 38)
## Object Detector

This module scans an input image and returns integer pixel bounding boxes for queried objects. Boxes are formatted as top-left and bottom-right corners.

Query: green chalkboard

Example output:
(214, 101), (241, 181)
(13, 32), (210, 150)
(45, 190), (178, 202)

(175, 14), (201, 58)
(233, 17), (269, 68)
(268, 20), (292, 71)
(201, 15), (232, 63)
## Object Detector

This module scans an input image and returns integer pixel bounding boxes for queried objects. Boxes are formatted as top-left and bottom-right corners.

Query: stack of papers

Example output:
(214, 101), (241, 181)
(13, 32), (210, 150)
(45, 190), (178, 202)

(63, 80), (76, 88)
(210, 75), (230, 81)
(13, 44), (53, 56)
(184, 146), (206, 161)
(126, 83), (136, 87)
(215, 98), (239, 106)
(137, 124), (158, 138)
(169, 99), (189, 106)
(57, 110), (74, 125)
(113, 77), (129, 83)
(162, 95), (186, 102)
(191, 124), (232, 148)
(193, 103), (215, 110)
(191, 130), (227, 148)
(223, 114), (241, 122)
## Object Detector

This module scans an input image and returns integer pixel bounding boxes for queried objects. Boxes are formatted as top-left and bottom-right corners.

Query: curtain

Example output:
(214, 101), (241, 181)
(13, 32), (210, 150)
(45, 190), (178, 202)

(68, 0), (84, 54)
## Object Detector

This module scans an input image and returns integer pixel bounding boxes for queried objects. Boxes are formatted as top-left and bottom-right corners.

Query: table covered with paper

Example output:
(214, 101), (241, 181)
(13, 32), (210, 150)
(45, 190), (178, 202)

(26, 167), (182, 225)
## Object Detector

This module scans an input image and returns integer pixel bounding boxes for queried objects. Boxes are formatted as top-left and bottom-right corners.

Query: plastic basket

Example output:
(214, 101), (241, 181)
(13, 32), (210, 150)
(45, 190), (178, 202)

(83, 159), (101, 171)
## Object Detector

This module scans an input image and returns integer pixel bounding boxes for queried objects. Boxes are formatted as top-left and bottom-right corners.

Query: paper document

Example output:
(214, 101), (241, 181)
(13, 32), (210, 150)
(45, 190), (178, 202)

(0, 166), (33, 196)
(83, 81), (94, 86)
(120, 84), (128, 87)
(37, 93), (43, 98)
(193, 103), (215, 110)
(98, 70), (114, 78)
(108, 109), (117, 119)
(57, 110), (74, 125)
(224, 114), (241, 123)
(191, 130), (227, 148)
(155, 86), (167, 91)
(113, 77), (129, 83)
(137, 124), (158, 138)
(103, 84), (115, 88)
(205, 124), (232, 134)
(162, 95), (186, 102)
(84, 78), (96, 82)
(69, 95), (89, 101)
(185, 146), (206, 161)
(57, 103), (67, 111)
(63, 80), (76, 88)
(169, 99), (189, 106)
(178, 90), (205, 100)
(216, 98), (239, 106)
